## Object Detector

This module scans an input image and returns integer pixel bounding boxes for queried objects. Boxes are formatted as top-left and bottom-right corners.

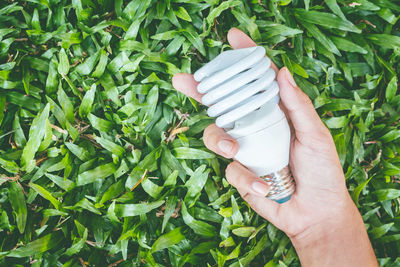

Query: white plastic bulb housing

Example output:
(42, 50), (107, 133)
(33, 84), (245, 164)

(194, 46), (295, 204)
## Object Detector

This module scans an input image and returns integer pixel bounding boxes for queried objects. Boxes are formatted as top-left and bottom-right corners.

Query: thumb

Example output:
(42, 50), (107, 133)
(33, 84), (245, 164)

(277, 68), (327, 137)
(225, 161), (282, 225)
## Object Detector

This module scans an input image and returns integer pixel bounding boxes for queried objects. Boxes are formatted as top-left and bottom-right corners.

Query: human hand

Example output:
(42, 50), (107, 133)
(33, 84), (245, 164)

(172, 28), (377, 266)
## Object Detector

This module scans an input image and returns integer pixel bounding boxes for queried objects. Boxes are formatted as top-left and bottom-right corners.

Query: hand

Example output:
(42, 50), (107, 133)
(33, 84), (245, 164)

(172, 28), (377, 266)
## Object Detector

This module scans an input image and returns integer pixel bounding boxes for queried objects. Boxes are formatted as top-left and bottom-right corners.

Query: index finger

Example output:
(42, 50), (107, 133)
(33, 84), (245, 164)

(227, 28), (279, 73)
(172, 73), (203, 103)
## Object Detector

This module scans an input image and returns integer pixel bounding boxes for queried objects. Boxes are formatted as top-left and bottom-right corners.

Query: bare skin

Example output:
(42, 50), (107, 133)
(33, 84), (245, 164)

(172, 28), (378, 266)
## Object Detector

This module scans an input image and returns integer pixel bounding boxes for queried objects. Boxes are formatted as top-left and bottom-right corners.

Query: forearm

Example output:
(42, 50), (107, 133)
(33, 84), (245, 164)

(291, 197), (378, 267)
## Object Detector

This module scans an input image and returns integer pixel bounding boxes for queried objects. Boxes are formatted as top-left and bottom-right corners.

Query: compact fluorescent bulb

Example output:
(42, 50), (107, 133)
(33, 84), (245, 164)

(194, 46), (295, 204)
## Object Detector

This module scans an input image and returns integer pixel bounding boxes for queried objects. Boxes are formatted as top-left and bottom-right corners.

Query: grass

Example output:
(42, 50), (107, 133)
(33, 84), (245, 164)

(0, 0), (399, 266)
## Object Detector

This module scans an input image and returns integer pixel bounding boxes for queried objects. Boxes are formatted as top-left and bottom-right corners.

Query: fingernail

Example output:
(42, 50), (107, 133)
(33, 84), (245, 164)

(218, 139), (234, 155)
(251, 181), (270, 197)
(285, 68), (297, 87)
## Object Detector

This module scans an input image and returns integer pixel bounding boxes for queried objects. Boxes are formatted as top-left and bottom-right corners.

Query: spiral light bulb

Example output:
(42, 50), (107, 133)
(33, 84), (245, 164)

(194, 46), (295, 204)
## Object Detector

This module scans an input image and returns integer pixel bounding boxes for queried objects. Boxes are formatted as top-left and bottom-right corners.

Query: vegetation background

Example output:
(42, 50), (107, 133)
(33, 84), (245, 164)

(0, 0), (399, 266)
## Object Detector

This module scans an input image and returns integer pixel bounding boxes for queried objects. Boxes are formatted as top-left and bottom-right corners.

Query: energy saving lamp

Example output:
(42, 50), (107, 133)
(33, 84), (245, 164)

(194, 46), (295, 204)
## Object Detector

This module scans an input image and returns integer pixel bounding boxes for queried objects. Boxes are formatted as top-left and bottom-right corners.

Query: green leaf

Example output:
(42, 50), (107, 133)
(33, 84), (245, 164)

(87, 113), (113, 132)
(162, 196), (178, 233)
(231, 9), (261, 41)
(377, 8), (399, 25)
(121, 54), (145, 72)
(141, 176), (163, 198)
(79, 83), (96, 118)
(38, 119), (53, 151)
(380, 130), (400, 143)
(0, 157), (19, 174)
(98, 179), (125, 206)
(20, 103), (50, 172)
(0, 94), (5, 126)
(65, 142), (90, 161)
(75, 50), (100, 76)
(220, 236), (236, 248)
(8, 182), (27, 234)
(125, 148), (159, 190)
(45, 173), (75, 191)
(181, 202), (217, 237)
(64, 228), (88, 256)
(7, 232), (64, 258)
(370, 223), (394, 239)
(232, 226), (255, 237)
(325, 0), (346, 20)
(13, 114), (26, 147)
(206, 0), (242, 25)
(94, 136), (125, 157)
(0, 211), (12, 231)
(182, 27), (206, 56)
(115, 199), (164, 217)
(66, 198), (101, 214)
(92, 49), (108, 78)
(295, 9), (361, 33)
(30, 182), (61, 210)
(351, 177), (372, 207)
(173, 147), (215, 159)
(107, 201), (120, 223)
(366, 34), (400, 49)
(230, 234), (269, 266)
(151, 227), (185, 252)
(151, 30), (177, 41)
(231, 195), (243, 225)
(297, 20), (341, 56)
(209, 188), (236, 206)
(43, 209), (68, 217)
(57, 48), (70, 76)
(385, 76), (398, 102)
(76, 162), (117, 186)
(184, 165), (210, 206)
(331, 36), (368, 54)
(373, 189), (400, 201)
(175, 7), (192, 22)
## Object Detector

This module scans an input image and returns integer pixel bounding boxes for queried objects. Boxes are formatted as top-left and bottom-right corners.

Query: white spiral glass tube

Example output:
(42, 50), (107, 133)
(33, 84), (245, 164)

(194, 46), (295, 204)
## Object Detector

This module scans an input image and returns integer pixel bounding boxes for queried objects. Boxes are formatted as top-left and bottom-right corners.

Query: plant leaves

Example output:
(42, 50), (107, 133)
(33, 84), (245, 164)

(8, 182), (27, 234)
(7, 232), (63, 258)
(295, 9), (361, 33)
(30, 182), (61, 210)
(115, 200), (164, 217)
(181, 202), (217, 237)
(151, 227), (185, 252)
(20, 103), (50, 172)
(76, 162), (117, 186)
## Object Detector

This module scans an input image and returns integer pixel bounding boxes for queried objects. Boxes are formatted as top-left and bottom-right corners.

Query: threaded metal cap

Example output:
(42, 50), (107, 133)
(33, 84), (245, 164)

(261, 165), (295, 204)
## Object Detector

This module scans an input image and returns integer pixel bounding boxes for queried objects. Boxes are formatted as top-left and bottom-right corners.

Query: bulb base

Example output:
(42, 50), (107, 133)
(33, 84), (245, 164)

(261, 165), (295, 204)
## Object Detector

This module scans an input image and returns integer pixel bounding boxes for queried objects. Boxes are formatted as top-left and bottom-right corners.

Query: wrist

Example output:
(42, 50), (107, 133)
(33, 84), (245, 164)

(291, 195), (360, 248)
(290, 195), (378, 266)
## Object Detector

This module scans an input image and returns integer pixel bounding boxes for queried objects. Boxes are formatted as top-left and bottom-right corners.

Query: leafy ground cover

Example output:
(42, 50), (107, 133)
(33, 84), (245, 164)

(0, 0), (400, 266)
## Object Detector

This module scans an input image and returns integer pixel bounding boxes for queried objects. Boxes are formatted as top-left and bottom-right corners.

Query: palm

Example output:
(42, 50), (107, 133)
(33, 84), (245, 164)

(265, 135), (349, 237)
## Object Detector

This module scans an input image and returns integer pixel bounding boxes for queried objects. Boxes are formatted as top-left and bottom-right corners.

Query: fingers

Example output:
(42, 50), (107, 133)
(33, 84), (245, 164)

(277, 68), (329, 138)
(227, 28), (257, 49)
(226, 161), (270, 197)
(203, 124), (238, 158)
(227, 28), (279, 73)
(172, 73), (203, 103)
(225, 161), (281, 223)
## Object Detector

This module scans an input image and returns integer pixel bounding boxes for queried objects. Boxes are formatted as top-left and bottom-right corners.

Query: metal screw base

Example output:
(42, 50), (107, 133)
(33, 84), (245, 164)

(261, 165), (295, 204)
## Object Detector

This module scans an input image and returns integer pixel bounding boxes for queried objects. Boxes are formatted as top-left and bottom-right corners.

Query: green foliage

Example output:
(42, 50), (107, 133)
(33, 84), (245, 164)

(0, 0), (399, 266)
